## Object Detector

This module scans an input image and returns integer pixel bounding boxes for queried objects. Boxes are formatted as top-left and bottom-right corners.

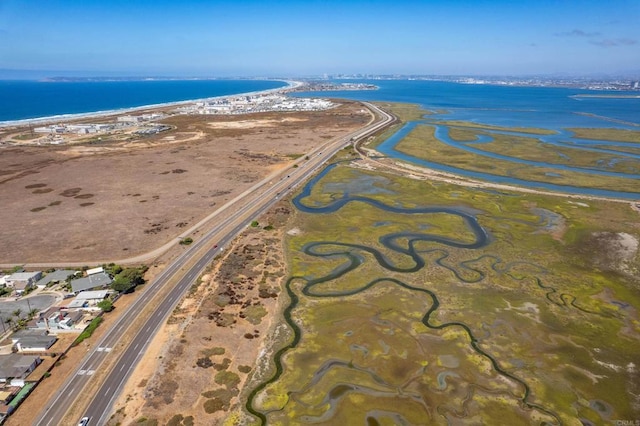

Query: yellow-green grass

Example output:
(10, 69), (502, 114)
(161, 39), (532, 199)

(445, 126), (640, 172)
(373, 102), (434, 122)
(395, 124), (640, 192)
(568, 127), (640, 143)
(454, 130), (640, 174)
(434, 120), (557, 135)
(447, 127), (483, 142)
(252, 163), (640, 424)
(590, 144), (640, 156)
(364, 103), (433, 150)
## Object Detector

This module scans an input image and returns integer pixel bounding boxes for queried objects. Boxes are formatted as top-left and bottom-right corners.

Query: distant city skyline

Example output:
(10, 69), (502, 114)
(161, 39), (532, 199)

(0, 0), (639, 78)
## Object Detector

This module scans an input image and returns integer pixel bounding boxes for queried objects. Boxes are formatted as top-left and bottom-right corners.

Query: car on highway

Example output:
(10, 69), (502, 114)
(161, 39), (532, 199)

(78, 416), (90, 426)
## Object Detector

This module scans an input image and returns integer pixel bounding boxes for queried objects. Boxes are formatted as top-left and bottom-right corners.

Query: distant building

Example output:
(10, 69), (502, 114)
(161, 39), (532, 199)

(71, 272), (112, 293)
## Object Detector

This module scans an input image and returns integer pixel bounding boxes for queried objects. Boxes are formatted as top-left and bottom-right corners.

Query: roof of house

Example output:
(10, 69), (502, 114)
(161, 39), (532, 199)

(12, 282), (30, 291)
(0, 354), (39, 380)
(86, 267), (104, 276)
(35, 270), (77, 287)
(10, 329), (49, 340)
(66, 300), (87, 309)
(71, 272), (112, 293)
(6, 272), (41, 282)
(36, 308), (59, 321)
(12, 335), (57, 350)
(67, 311), (84, 323)
(75, 290), (110, 300)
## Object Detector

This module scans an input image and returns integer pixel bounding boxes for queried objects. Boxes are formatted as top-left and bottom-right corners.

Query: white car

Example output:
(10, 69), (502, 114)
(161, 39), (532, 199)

(78, 416), (90, 426)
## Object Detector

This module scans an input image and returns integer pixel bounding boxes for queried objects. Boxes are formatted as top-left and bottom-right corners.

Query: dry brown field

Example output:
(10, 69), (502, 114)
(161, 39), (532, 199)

(0, 102), (369, 264)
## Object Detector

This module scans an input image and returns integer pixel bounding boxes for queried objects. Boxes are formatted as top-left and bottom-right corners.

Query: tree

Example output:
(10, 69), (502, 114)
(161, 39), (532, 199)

(97, 300), (114, 312)
(111, 267), (146, 293)
(105, 264), (123, 275)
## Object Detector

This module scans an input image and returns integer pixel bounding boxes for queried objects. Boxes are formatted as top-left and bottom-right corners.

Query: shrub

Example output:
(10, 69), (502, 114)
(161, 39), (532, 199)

(73, 317), (103, 346)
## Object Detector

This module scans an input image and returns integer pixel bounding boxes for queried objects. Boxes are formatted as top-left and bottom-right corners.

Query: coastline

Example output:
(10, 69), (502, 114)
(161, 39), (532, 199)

(0, 79), (301, 128)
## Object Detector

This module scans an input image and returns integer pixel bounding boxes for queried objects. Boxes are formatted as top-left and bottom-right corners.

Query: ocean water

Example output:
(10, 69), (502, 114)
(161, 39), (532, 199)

(296, 79), (640, 129)
(0, 79), (286, 122)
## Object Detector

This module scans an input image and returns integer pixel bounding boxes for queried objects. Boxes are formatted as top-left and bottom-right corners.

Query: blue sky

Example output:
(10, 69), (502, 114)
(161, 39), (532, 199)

(0, 0), (638, 77)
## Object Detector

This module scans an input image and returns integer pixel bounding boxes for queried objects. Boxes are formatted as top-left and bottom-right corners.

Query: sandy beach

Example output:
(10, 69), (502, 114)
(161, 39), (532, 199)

(0, 80), (302, 128)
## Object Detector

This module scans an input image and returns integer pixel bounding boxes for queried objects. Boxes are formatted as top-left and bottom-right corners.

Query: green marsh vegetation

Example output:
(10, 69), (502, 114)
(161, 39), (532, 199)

(568, 127), (640, 143)
(436, 120), (557, 135)
(394, 124), (640, 193)
(249, 163), (640, 425)
(445, 125), (640, 174)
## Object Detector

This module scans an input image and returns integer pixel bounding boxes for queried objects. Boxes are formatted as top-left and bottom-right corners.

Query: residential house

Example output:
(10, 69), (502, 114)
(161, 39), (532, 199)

(33, 308), (83, 332)
(10, 330), (57, 353)
(71, 272), (112, 293)
(0, 354), (41, 385)
(34, 270), (77, 288)
(67, 290), (111, 310)
(5, 272), (42, 294)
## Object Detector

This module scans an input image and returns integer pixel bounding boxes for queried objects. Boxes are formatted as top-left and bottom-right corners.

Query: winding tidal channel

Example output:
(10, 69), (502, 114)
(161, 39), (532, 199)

(377, 121), (640, 200)
(245, 164), (593, 425)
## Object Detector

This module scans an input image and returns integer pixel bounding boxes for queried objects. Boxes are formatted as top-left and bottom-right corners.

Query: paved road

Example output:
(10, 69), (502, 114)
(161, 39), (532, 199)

(33, 102), (395, 426)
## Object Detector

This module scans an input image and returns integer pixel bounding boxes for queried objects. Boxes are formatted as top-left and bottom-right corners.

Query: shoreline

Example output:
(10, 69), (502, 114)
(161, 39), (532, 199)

(0, 79), (301, 128)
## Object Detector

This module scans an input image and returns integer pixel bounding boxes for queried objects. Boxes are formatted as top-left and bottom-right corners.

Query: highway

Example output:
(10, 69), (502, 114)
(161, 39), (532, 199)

(33, 102), (395, 426)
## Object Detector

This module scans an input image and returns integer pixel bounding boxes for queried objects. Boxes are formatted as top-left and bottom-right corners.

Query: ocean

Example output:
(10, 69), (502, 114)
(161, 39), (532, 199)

(3, 78), (638, 129)
(296, 79), (640, 129)
(0, 79), (286, 122)
(295, 79), (640, 199)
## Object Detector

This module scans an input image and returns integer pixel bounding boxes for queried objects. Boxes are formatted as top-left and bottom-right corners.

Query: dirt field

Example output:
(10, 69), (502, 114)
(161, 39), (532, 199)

(0, 102), (369, 264)
(107, 202), (294, 426)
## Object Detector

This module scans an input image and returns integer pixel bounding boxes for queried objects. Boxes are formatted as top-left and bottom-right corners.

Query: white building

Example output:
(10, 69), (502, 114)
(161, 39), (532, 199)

(85, 267), (104, 276)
